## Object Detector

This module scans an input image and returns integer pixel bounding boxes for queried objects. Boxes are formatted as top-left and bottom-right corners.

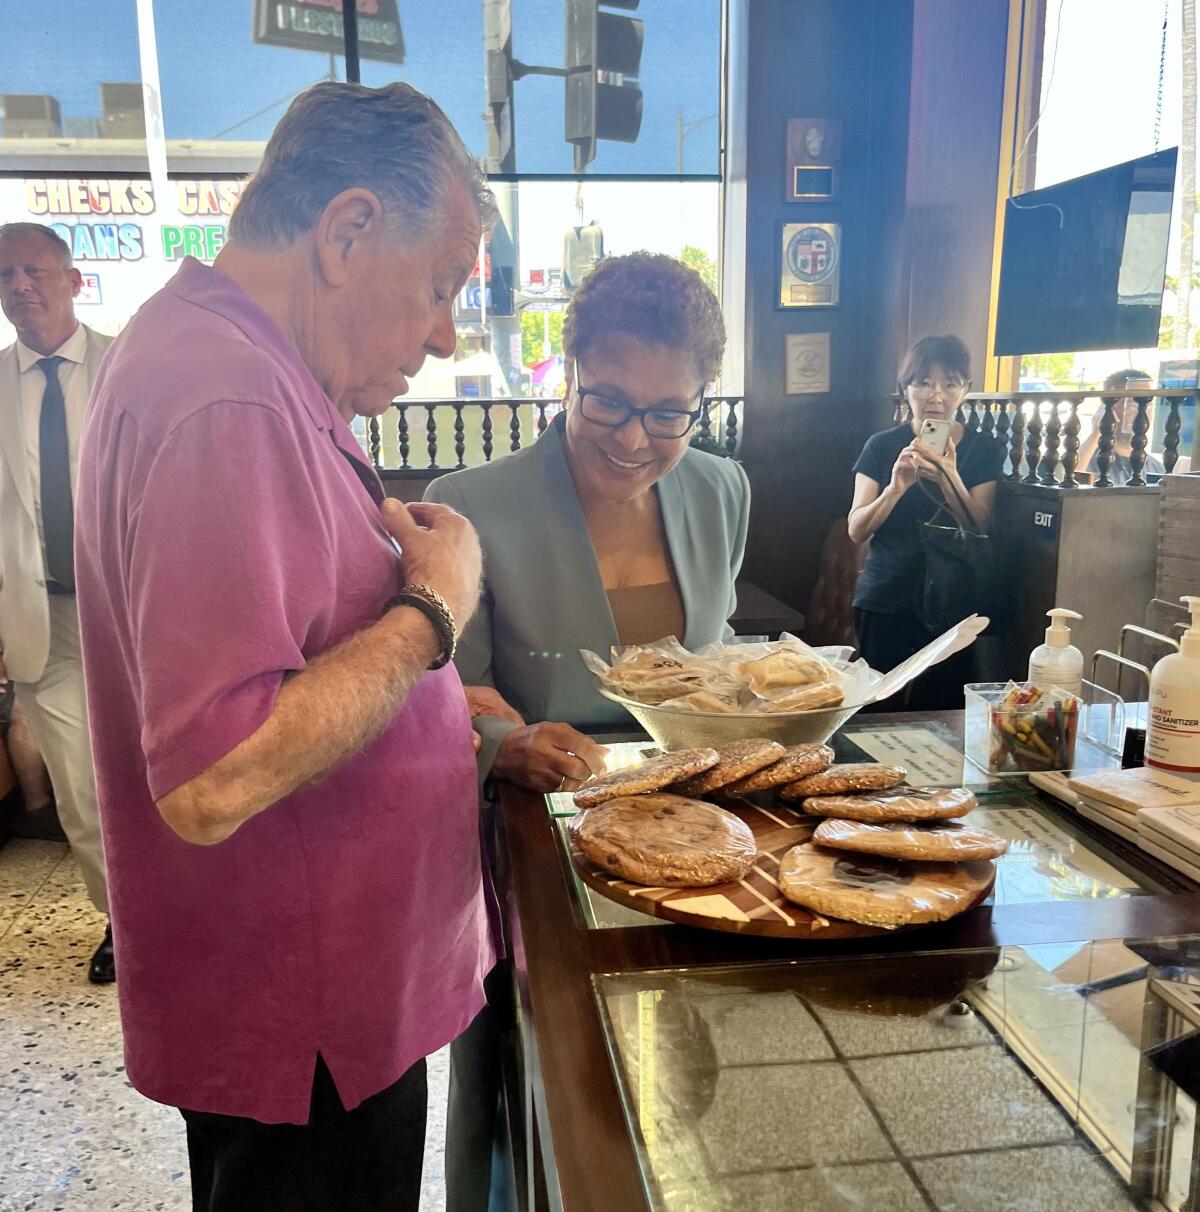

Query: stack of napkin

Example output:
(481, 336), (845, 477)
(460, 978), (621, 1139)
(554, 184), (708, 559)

(1067, 768), (1200, 869)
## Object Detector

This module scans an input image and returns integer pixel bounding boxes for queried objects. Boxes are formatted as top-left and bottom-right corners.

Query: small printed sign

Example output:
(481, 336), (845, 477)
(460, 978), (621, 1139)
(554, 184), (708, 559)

(77, 272), (102, 305)
(784, 331), (830, 395)
(1031, 507), (1059, 539)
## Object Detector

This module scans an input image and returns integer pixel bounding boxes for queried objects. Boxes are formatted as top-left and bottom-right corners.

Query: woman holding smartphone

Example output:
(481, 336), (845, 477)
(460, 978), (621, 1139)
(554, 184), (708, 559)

(847, 335), (1006, 709)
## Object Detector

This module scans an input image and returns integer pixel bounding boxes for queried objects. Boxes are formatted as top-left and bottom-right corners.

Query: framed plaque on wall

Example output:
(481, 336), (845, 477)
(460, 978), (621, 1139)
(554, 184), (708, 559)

(779, 222), (841, 308)
(785, 332), (831, 394)
(785, 118), (842, 201)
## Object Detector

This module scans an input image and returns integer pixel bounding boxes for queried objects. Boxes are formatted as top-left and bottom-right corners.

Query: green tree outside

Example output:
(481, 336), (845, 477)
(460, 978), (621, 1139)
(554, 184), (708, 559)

(520, 309), (565, 366)
(680, 244), (718, 293)
(1020, 352), (1076, 384)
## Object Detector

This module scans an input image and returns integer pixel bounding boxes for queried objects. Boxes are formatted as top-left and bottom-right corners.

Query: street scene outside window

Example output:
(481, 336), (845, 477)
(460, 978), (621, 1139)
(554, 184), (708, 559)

(1019, 0), (1200, 471)
(1, 0), (722, 467)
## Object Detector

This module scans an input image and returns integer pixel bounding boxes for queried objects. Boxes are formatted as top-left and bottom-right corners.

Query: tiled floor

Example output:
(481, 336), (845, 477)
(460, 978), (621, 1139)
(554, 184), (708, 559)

(0, 840), (450, 1211)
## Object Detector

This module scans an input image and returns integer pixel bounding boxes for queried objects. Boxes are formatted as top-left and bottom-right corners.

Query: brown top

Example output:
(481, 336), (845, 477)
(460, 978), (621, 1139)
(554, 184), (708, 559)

(606, 581), (686, 648)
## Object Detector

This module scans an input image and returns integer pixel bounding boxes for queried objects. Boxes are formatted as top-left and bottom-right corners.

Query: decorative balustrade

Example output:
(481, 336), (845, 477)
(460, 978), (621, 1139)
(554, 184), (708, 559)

(891, 389), (1197, 487)
(365, 395), (745, 474)
(363, 389), (1194, 484)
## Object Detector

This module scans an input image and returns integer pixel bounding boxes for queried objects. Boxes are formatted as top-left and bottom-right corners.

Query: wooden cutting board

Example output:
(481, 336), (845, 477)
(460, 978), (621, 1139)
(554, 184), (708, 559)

(566, 796), (994, 939)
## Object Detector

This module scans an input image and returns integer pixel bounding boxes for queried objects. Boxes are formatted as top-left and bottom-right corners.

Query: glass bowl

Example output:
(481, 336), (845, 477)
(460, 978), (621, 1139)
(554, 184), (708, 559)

(597, 675), (883, 751)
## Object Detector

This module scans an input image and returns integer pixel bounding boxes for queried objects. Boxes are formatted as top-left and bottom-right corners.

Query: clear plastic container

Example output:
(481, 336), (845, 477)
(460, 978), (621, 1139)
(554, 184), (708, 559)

(965, 680), (1125, 777)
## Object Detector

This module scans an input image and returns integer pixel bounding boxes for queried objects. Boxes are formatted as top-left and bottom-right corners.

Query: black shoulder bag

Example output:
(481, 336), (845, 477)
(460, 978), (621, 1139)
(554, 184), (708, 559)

(916, 472), (997, 635)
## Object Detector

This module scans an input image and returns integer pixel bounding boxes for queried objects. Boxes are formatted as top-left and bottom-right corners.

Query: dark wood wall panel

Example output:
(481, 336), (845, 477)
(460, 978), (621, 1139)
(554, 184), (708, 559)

(901, 0), (1012, 379)
(738, 0), (915, 613)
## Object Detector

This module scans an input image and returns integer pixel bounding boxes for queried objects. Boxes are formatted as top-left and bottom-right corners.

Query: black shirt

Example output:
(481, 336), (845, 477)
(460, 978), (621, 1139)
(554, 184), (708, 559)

(852, 425), (1006, 615)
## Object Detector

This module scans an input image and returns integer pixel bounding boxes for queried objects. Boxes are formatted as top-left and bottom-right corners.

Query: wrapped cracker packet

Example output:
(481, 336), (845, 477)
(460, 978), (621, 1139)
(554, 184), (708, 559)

(581, 634), (871, 714)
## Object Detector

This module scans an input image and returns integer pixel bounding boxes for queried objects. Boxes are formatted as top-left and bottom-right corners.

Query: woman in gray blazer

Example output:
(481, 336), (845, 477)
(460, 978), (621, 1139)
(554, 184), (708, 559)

(425, 251), (749, 794)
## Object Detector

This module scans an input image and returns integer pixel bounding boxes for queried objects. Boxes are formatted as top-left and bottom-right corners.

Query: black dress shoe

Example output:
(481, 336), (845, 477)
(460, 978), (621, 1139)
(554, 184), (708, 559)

(88, 922), (115, 985)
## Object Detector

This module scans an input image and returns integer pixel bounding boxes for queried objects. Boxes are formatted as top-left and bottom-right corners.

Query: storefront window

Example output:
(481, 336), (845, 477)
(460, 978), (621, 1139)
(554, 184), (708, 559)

(154, 0), (353, 165)
(1, 4), (724, 405)
(2, 2), (143, 163)
(1025, 1), (1198, 389)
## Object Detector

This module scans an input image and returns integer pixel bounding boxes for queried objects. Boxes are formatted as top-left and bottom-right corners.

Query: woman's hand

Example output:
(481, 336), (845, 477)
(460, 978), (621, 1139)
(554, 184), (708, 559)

(464, 685), (525, 725)
(492, 722), (608, 793)
(888, 443), (921, 494)
(914, 436), (959, 483)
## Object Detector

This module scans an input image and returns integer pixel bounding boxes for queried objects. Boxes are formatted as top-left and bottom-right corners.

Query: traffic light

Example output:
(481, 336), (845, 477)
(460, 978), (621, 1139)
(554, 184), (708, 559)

(565, 0), (644, 173)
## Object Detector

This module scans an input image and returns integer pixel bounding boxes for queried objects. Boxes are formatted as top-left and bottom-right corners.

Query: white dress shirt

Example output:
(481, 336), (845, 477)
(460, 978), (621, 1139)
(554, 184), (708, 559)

(14, 323), (89, 541)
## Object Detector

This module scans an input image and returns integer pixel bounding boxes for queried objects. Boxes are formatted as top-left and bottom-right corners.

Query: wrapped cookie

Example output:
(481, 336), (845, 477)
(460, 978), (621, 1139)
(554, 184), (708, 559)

(674, 738), (785, 795)
(813, 818), (1009, 861)
(573, 748), (720, 808)
(778, 843), (993, 927)
(798, 786), (976, 822)
(570, 794), (758, 887)
(723, 744), (834, 795)
(778, 763), (907, 799)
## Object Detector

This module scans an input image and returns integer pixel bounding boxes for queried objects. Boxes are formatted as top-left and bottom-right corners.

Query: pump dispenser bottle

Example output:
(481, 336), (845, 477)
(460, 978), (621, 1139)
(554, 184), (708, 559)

(1028, 608), (1084, 696)
(1147, 596), (1200, 780)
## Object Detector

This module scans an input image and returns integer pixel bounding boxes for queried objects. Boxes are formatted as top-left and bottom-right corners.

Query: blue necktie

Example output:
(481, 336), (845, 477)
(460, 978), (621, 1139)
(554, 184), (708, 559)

(37, 356), (74, 593)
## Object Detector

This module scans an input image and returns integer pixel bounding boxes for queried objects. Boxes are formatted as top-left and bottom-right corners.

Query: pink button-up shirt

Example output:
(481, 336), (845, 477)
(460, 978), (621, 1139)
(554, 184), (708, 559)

(76, 257), (494, 1124)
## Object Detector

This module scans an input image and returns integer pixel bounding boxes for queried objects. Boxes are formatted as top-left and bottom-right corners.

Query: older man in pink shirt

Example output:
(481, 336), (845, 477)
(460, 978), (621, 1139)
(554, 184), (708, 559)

(75, 82), (496, 1209)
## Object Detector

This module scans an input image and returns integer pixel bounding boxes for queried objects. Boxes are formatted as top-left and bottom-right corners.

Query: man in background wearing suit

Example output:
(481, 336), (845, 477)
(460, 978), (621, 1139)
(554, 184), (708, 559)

(0, 223), (113, 983)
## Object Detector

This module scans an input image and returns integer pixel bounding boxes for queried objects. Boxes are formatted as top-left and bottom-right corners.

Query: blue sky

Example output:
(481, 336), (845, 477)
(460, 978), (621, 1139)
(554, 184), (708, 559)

(5, 0), (721, 175)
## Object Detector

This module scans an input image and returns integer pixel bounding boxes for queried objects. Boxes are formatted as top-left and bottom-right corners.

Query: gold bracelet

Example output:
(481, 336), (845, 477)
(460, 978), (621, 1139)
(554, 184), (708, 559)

(384, 584), (457, 670)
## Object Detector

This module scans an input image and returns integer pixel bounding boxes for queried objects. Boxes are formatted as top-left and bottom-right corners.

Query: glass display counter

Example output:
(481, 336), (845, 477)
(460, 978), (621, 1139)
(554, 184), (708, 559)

(497, 709), (1200, 1211)
(595, 938), (1200, 1210)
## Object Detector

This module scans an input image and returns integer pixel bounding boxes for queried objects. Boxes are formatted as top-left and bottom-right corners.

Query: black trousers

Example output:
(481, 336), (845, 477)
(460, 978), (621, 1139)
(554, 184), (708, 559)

(180, 1055), (427, 1212)
(854, 607), (975, 713)
(446, 965), (513, 1212)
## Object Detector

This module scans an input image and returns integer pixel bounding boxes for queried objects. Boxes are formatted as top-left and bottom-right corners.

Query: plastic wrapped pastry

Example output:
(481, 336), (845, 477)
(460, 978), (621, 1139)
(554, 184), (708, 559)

(778, 843), (994, 927)
(813, 818), (1010, 861)
(674, 738), (786, 795)
(573, 748), (720, 808)
(778, 763), (907, 799)
(569, 794), (758, 887)
(658, 687), (743, 714)
(580, 635), (873, 714)
(723, 744), (835, 795)
(796, 786), (976, 822)
(754, 682), (845, 712)
(739, 649), (836, 694)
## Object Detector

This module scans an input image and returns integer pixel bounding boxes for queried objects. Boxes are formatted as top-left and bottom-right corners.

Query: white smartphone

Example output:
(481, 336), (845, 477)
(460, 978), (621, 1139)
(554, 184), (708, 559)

(916, 418), (953, 456)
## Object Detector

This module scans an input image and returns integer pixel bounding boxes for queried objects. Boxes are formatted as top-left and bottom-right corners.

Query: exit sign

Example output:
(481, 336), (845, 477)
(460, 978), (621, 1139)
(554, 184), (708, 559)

(1031, 508), (1059, 539)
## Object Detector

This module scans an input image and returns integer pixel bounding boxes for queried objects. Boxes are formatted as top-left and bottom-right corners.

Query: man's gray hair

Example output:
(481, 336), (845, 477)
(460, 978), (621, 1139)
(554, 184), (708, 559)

(0, 222), (73, 268)
(229, 81), (497, 247)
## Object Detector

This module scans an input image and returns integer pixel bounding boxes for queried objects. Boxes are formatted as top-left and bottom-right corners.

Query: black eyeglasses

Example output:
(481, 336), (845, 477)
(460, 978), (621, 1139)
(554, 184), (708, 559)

(574, 361), (705, 439)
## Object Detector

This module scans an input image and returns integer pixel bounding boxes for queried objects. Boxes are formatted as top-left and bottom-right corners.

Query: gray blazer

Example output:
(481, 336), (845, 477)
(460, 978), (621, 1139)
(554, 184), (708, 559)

(424, 413), (750, 733)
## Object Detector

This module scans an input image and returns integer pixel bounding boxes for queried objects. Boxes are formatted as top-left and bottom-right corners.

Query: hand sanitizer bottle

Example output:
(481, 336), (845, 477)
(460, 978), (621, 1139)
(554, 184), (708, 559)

(1028, 608), (1084, 697)
(1147, 596), (1200, 781)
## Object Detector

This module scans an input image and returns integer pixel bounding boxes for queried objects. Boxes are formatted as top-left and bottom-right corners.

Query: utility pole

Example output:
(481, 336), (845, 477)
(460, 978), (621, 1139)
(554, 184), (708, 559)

(482, 0), (523, 395)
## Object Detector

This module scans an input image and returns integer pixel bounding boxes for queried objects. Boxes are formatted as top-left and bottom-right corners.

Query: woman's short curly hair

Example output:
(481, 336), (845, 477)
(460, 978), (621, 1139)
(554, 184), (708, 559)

(562, 252), (726, 385)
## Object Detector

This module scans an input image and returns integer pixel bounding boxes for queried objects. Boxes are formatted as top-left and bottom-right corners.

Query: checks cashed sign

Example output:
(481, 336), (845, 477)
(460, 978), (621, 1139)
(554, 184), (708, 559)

(0, 177), (247, 342)
(253, 0), (405, 64)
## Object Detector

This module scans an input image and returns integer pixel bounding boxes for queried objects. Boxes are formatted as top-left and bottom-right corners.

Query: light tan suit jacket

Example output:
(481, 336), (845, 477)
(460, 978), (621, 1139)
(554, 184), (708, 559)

(0, 324), (113, 682)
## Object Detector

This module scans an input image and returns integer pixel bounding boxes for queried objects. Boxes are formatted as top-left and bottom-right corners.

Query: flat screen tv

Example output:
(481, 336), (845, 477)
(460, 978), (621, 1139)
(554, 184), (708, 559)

(994, 148), (1177, 356)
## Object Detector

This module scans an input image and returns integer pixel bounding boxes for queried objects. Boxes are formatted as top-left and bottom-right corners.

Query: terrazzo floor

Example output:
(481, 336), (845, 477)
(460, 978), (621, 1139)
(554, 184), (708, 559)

(0, 840), (450, 1211)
